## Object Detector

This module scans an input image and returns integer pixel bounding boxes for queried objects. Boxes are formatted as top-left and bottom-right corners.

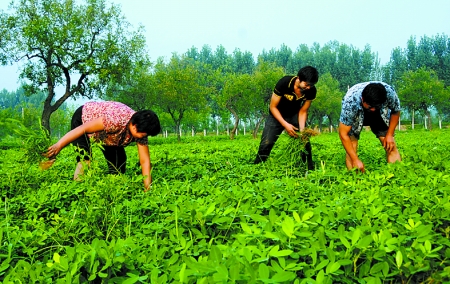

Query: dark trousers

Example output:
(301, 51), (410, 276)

(363, 109), (389, 138)
(254, 113), (313, 169)
(71, 106), (127, 174)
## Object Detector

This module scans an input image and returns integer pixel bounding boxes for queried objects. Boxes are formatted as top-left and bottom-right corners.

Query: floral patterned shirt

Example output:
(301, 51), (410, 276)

(82, 101), (148, 146)
(339, 82), (401, 137)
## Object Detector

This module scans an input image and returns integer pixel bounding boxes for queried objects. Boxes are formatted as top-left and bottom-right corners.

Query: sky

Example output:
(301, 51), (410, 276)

(0, 0), (449, 93)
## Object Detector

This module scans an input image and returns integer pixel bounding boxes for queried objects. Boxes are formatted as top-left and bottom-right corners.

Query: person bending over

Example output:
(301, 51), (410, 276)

(339, 82), (401, 172)
(254, 66), (319, 170)
(45, 101), (160, 191)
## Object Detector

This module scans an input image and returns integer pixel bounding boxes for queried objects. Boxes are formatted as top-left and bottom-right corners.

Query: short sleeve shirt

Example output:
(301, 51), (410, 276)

(82, 101), (148, 146)
(339, 82), (401, 137)
(272, 76), (317, 118)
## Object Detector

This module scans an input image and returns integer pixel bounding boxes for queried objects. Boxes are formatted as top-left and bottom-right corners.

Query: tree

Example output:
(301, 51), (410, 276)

(0, 0), (149, 133)
(251, 60), (284, 138)
(309, 73), (342, 132)
(434, 86), (450, 128)
(152, 56), (209, 141)
(397, 68), (447, 129)
(219, 73), (256, 139)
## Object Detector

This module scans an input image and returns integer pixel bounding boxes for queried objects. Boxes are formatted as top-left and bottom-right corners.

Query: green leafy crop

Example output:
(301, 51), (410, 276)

(6, 118), (53, 164)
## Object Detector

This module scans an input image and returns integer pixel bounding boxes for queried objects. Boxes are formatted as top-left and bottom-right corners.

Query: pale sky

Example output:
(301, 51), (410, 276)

(0, 0), (449, 93)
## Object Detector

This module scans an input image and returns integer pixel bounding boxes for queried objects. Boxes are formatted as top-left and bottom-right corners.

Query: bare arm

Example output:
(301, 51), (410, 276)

(46, 117), (104, 158)
(269, 94), (298, 137)
(339, 122), (365, 172)
(137, 143), (152, 191)
(298, 100), (312, 131)
(383, 111), (400, 152)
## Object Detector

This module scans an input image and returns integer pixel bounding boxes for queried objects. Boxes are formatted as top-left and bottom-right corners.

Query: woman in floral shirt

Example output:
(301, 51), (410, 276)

(339, 82), (401, 172)
(46, 101), (161, 191)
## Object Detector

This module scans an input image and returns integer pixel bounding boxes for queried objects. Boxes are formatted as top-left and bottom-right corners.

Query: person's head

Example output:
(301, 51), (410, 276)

(297, 66), (319, 85)
(129, 110), (161, 138)
(361, 83), (387, 111)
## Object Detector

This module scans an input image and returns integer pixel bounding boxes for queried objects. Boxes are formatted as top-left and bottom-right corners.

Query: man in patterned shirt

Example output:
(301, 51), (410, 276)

(254, 66), (319, 170)
(339, 82), (401, 172)
(45, 101), (161, 191)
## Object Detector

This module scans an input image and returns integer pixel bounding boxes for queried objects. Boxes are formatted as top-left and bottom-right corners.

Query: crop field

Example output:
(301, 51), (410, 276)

(0, 129), (449, 283)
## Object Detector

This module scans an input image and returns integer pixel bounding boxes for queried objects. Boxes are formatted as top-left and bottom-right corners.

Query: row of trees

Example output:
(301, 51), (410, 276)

(1, 0), (449, 141)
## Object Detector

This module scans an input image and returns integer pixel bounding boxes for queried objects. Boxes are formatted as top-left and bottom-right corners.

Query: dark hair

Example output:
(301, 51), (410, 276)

(130, 110), (161, 136)
(297, 66), (319, 84)
(362, 83), (387, 107)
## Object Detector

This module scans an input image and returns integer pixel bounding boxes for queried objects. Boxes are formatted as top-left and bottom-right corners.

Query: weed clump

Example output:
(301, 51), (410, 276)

(274, 128), (319, 168)
(6, 118), (54, 166)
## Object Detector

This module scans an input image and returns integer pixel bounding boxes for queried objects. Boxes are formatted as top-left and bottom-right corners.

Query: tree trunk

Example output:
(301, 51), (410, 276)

(327, 115), (333, 132)
(253, 114), (266, 139)
(411, 109), (415, 130)
(427, 110), (432, 130)
(227, 106), (239, 140)
(176, 122), (181, 142)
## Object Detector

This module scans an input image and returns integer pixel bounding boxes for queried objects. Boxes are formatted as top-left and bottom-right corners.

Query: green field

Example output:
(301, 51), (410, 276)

(1, 129), (449, 283)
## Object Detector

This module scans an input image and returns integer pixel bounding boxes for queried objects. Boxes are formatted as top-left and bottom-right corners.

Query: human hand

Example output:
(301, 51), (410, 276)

(382, 135), (395, 152)
(352, 159), (365, 173)
(284, 124), (299, 138)
(45, 143), (62, 159)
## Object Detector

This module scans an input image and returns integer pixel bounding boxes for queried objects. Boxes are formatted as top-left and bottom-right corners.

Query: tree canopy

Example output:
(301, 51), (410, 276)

(0, 0), (149, 132)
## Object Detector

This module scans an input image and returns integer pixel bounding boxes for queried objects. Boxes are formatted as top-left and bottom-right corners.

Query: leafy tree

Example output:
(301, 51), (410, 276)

(383, 47), (408, 85)
(152, 56), (210, 141)
(251, 61), (284, 138)
(397, 68), (447, 129)
(434, 86), (450, 128)
(0, 0), (149, 133)
(105, 66), (154, 111)
(309, 73), (342, 132)
(219, 73), (256, 139)
(230, 49), (255, 74)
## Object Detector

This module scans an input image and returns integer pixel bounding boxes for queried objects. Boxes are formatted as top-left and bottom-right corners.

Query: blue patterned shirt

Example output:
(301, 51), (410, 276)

(339, 82), (401, 137)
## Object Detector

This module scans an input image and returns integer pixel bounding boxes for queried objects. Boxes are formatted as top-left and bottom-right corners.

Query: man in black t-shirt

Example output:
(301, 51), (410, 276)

(254, 66), (319, 169)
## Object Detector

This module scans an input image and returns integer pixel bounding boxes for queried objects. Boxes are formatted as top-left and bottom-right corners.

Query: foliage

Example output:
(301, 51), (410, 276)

(3, 118), (53, 164)
(1, 129), (450, 282)
(397, 68), (449, 129)
(309, 73), (343, 130)
(273, 129), (319, 169)
(151, 55), (211, 141)
(0, 0), (150, 132)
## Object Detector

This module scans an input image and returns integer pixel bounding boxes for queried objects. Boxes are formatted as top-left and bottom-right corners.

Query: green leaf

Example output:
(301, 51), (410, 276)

(282, 217), (295, 238)
(293, 211), (301, 223)
(356, 235), (373, 249)
(425, 239), (432, 253)
(316, 269), (325, 283)
(269, 249), (293, 258)
(179, 263), (187, 283)
(325, 261), (340, 274)
(258, 263), (270, 280)
(271, 271), (296, 282)
(396, 251), (403, 268)
(53, 252), (61, 264)
(339, 235), (351, 249)
(351, 228), (361, 246)
(370, 262), (387, 275)
(302, 211), (314, 221)
(122, 273), (139, 284)
(205, 203), (216, 216)
(315, 259), (329, 271)
(241, 222), (252, 234)
(250, 214), (268, 223)
(209, 245), (223, 264)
